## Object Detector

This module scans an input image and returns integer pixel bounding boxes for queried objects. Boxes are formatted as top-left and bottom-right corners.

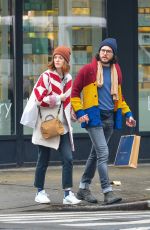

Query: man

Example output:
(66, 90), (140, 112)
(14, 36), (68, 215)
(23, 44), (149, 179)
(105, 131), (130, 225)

(71, 38), (136, 205)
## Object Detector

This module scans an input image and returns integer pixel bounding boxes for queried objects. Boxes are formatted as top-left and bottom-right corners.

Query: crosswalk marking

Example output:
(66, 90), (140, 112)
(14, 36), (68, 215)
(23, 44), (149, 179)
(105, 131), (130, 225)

(62, 219), (150, 227)
(0, 215), (150, 224)
(0, 211), (150, 228)
(0, 210), (149, 217)
(120, 228), (150, 230)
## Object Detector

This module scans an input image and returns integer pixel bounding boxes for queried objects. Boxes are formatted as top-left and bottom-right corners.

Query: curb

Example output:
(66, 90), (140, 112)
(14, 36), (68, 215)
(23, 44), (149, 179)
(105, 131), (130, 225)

(22, 200), (150, 213)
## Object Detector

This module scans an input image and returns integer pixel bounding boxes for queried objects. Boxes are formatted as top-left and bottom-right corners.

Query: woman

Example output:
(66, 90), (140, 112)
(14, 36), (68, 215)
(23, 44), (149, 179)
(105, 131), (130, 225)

(32, 46), (81, 205)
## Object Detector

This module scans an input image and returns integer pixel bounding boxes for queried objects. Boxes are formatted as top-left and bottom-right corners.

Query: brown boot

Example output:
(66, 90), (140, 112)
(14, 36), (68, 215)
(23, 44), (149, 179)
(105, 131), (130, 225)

(104, 191), (122, 205)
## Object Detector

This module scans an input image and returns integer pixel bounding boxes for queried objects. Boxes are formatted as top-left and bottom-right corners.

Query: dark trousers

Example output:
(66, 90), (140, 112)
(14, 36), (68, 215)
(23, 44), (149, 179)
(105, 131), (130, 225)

(34, 133), (73, 190)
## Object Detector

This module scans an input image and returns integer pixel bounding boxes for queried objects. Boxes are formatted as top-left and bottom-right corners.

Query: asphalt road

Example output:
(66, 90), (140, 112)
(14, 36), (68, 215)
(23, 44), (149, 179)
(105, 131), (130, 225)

(0, 210), (150, 230)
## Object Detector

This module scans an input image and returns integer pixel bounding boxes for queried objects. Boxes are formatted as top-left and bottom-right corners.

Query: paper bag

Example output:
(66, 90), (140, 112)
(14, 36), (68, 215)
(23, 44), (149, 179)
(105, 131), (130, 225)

(114, 135), (141, 168)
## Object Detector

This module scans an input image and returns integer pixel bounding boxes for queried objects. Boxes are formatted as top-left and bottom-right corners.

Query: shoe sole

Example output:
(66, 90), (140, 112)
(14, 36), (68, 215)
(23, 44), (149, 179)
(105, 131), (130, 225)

(35, 199), (51, 204)
(77, 194), (98, 203)
(63, 200), (81, 205)
(104, 197), (122, 205)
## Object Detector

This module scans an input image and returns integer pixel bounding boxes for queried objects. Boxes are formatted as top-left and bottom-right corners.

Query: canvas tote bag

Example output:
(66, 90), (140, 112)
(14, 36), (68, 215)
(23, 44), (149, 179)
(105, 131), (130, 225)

(114, 135), (141, 168)
(20, 90), (38, 129)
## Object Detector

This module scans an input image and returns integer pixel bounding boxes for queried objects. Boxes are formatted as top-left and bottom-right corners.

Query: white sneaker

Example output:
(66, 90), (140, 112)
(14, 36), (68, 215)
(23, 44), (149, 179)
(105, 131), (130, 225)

(35, 190), (50, 204)
(63, 191), (81, 205)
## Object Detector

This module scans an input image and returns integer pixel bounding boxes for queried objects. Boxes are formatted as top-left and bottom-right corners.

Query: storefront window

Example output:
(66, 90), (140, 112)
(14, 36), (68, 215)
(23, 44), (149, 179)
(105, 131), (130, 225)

(0, 0), (15, 135)
(138, 0), (150, 132)
(23, 0), (106, 134)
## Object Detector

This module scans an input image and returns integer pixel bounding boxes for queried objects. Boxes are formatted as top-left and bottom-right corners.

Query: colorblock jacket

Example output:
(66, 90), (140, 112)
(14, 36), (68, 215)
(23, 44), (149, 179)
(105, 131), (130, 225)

(71, 58), (132, 129)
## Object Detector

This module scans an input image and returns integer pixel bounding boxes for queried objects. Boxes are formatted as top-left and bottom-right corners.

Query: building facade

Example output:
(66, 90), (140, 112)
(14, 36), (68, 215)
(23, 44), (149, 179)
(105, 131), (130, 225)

(0, 0), (150, 167)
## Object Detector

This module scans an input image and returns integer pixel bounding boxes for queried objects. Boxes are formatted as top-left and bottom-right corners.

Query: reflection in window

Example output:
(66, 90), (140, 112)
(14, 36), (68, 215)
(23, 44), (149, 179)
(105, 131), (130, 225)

(23, 0), (106, 134)
(138, 0), (150, 131)
(0, 0), (15, 135)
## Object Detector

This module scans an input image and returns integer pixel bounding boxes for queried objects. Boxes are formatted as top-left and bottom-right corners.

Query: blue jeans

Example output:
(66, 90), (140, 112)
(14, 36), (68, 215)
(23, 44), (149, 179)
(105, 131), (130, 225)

(34, 133), (73, 190)
(79, 111), (114, 193)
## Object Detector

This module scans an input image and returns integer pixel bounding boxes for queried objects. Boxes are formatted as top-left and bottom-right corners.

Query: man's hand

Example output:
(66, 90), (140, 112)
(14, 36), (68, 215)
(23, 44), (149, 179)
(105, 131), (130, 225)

(126, 116), (136, 127)
(78, 114), (89, 124)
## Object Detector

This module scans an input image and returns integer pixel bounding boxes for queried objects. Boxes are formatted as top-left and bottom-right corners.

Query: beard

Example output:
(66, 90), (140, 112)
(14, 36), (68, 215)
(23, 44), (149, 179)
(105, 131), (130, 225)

(99, 56), (113, 64)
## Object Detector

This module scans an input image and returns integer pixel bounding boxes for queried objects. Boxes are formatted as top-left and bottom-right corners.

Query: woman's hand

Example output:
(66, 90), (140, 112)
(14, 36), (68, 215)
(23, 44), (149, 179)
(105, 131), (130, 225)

(126, 116), (136, 127)
(60, 93), (66, 102)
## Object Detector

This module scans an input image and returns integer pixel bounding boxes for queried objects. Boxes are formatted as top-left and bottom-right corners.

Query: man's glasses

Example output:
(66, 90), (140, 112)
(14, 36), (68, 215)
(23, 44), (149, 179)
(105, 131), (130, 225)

(100, 49), (113, 55)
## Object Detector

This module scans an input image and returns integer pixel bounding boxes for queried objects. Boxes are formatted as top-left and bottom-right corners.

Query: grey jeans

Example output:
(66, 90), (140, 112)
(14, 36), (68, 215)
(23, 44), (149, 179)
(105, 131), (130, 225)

(79, 111), (114, 193)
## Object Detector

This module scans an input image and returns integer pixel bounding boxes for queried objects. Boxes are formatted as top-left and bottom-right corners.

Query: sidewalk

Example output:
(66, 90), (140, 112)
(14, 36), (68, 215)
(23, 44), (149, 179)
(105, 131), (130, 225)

(0, 164), (150, 213)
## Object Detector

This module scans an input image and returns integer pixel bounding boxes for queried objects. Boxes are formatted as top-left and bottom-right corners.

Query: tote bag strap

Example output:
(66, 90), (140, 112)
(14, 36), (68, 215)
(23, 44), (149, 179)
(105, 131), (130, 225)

(39, 102), (62, 120)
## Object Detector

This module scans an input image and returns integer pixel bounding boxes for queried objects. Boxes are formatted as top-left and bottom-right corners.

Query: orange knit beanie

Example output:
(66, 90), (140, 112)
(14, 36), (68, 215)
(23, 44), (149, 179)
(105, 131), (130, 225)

(53, 46), (71, 63)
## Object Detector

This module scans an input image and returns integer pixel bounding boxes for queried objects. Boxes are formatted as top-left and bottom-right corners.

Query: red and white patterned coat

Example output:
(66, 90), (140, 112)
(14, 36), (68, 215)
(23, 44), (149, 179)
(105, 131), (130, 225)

(32, 69), (74, 151)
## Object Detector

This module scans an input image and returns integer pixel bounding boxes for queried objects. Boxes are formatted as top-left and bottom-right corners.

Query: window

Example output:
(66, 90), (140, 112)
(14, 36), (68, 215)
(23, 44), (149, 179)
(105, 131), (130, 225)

(0, 0), (15, 135)
(138, 0), (150, 132)
(23, 0), (106, 134)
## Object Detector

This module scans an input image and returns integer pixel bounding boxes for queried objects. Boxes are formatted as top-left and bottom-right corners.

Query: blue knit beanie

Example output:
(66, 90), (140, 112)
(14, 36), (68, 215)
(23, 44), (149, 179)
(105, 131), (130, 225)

(99, 38), (117, 55)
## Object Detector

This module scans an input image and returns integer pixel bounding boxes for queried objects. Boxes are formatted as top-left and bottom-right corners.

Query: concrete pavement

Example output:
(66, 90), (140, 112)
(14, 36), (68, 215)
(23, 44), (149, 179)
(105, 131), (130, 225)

(0, 164), (150, 213)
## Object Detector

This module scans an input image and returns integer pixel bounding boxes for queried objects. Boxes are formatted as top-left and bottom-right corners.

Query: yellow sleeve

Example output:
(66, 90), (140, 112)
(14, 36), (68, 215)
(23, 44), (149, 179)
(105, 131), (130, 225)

(71, 97), (83, 112)
(121, 100), (131, 115)
(115, 85), (131, 115)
